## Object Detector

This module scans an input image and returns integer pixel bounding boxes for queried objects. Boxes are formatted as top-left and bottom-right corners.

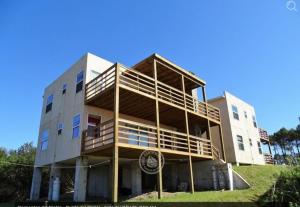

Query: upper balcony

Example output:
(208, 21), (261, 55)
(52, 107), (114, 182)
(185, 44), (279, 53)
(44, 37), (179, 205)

(85, 63), (221, 124)
(259, 128), (269, 143)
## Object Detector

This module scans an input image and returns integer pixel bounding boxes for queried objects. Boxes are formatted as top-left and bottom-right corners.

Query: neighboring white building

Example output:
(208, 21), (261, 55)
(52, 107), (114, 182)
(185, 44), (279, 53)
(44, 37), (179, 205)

(208, 91), (265, 165)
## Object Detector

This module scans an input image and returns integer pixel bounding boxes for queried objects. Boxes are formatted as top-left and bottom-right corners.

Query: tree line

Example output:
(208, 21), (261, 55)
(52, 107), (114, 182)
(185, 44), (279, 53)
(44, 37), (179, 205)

(269, 124), (300, 164)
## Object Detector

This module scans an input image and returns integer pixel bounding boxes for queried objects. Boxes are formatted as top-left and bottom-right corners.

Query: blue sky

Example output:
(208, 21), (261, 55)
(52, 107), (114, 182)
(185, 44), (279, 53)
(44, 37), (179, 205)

(0, 0), (299, 149)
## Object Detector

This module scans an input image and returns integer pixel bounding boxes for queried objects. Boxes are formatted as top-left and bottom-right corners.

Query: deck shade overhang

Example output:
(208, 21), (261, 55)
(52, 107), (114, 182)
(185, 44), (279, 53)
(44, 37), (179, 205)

(132, 53), (206, 92)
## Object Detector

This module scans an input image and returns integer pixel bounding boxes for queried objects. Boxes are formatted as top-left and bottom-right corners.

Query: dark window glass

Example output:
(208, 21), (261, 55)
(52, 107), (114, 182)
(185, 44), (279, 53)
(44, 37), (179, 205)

(45, 94), (53, 113)
(232, 105), (239, 120)
(237, 135), (244, 151)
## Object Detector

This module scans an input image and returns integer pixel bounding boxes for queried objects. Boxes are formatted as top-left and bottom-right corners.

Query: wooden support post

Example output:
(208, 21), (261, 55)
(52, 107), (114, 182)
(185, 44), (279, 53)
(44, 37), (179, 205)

(218, 122), (226, 161)
(112, 63), (120, 203)
(202, 86), (207, 102)
(153, 59), (163, 199)
(182, 75), (194, 194)
(268, 140), (272, 156)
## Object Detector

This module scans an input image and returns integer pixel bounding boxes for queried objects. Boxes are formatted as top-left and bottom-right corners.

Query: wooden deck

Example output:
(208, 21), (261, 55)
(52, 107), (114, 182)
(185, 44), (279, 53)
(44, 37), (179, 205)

(82, 56), (226, 202)
(81, 117), (217, 159)
(85, 64), (221, 124)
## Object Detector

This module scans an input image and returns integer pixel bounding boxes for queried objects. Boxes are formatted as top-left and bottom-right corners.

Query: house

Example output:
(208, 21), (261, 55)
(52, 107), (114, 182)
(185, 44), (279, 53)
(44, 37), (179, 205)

(30, 53), (228, 202)
(208, 91), (273, 165)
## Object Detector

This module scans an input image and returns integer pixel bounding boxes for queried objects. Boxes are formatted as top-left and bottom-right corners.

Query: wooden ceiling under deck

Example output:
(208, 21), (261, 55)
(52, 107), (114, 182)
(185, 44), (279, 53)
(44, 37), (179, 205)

(85, 86), (212, 130)
(132, 55), (204, 93)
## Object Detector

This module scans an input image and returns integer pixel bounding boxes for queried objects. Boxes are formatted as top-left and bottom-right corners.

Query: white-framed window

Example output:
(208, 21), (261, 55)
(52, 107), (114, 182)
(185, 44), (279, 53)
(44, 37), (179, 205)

(237, 135), (244, 151)
(57, 123), (63, 135)
(72, 114), (80, 138)
(62, 83), (67, 95)
(257, 141), (262, 154)
(45, 94), (53, 113)
(90, 70), (100, 80)
(232, 105), (239, 120)
(76, 71), (84, 93)
(244, 111), (247, 119)
(252, 115), (257, 128)
(41, 130), (49, 150)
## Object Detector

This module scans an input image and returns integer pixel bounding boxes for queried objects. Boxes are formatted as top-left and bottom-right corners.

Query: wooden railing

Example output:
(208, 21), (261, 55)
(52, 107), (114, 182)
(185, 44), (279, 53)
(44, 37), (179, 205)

(85, 64), (221, 123)
(82, 119), (114, 152)
(85, 65), (116, 101)
(82, 118), (213, 157)
(211, 145), (220, 160)
(264, 154), (274, 164)
(259, 128), (269, 142)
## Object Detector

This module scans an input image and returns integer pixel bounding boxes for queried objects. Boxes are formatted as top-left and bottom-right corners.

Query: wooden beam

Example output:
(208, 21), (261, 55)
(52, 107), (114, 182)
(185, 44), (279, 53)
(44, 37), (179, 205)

(112, 63), (120, 203)
(182, 75), (194, 194)
(154, 59), (163, 199)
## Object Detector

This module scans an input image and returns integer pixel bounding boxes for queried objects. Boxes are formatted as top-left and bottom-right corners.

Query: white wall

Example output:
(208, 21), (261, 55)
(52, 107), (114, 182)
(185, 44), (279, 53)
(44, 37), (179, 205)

(35, 53), (113, 166)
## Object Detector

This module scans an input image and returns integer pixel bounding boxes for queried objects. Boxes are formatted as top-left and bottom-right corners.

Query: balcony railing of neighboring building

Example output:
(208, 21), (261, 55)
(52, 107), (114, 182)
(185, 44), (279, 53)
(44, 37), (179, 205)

(85, 64), (221, 123)
(264, 153), (274, 164)
(81, 118), (213, 158)
(259, 128), (269, 142)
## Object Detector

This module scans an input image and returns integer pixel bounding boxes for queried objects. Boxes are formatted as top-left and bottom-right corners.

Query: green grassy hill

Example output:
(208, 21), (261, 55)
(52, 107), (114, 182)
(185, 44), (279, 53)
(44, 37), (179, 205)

(131, 165), (288, 202)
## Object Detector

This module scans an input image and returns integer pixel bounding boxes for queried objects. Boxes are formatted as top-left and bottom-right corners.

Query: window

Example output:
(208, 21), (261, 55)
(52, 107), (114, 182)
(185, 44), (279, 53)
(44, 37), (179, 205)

(72, 114), (80, 138)
(90, 70), (100, 80)
(76, 71), (84, 93)
(249, 138), (252, 146)
(244, 111), (247, 119)
(41, 130), (49, 150)
(252, 115), (257, 128)
(57, 123), (63, 135)
(237, 135), (244, 151)
(257, 141), (262, 154)
(232, 105), (239, 120)
(45, 94), (53, 113)
(62, 83), (67, 95)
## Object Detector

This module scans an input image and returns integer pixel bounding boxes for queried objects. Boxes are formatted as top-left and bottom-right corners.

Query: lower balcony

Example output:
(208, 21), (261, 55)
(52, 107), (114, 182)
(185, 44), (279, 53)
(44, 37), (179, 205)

(264, 153), (274, 164)
(81, 118), (218, 160)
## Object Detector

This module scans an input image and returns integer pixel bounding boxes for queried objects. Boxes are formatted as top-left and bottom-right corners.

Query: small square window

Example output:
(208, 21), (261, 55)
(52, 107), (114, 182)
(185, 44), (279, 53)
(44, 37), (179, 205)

(72, 114), (80, 138)
(45, 94), (53, 113)
(76, 71), (84, 93)
(232, 105), (239, 120)
(41, 130), (49, 150)
(257, 141), (262, 154)
(237, 135), (244, 151)
(252, 115), (257, 128)
(57, 123), (63, 135)
(62, 84), (67, 95)
(244, 111), (247, 119)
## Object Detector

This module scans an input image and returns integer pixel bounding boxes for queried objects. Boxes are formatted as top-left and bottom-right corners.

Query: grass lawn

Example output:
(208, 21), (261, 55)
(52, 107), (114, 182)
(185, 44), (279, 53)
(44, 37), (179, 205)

(130, 165), (288, 202)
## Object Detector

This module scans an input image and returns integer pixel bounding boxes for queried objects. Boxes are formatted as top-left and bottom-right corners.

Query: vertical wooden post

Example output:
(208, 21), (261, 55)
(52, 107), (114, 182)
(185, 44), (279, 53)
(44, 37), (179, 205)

(218, 122), (226, 161)
(182, 75), (194, 194)
(112, 63), (120, 203)
(202, 87), (213, 157)
(153, 59), (163, 199)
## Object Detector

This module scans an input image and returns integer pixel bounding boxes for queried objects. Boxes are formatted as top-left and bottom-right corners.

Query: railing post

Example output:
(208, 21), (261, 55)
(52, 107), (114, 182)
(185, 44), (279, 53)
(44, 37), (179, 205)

(112, 63), (120, 203)
(181, 75), (194, 194)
